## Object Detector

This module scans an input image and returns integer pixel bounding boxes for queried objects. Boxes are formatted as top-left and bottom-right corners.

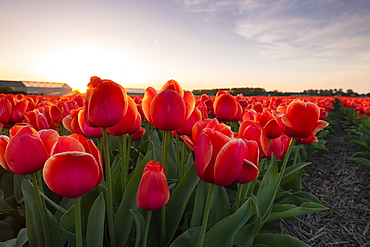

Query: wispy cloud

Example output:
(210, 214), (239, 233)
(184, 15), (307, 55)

(180, 0), (370, 63)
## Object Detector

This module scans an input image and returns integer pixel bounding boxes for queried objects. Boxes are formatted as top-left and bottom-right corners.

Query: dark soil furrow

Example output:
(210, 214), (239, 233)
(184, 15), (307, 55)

(282, 105), (370, 247)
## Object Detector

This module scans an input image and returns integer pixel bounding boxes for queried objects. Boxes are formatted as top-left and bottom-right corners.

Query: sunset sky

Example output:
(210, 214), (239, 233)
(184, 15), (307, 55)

(1, 0), (369, 93)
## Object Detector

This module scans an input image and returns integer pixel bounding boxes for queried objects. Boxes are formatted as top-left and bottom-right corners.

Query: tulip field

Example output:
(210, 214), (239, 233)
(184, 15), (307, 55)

(0, 77), (369, 247)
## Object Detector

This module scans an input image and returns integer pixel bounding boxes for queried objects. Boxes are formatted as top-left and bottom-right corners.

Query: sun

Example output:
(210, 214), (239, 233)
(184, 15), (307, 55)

(39, 45), (149, 92)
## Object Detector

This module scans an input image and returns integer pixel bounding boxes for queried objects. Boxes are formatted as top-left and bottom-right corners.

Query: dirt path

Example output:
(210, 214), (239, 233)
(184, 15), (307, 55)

(282, 103), (370, 247)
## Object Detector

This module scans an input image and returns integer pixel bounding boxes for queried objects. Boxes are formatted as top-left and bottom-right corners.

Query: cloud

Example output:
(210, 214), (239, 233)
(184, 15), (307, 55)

(180, 0), (370, 63)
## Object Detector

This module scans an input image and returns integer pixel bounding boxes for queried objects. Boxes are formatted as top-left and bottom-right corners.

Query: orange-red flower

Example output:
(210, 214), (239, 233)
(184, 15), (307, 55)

(213, 91), (238, 122)
(195, 127), (248, 186)
(0, 125), (50, 175)
(43, 152), (102, 198)
(84, 76), (128, 128)
(142, 79), (195, 131)
(108, 96), (141, 135)
(136, 161), (170, 211)
(274, 100), (328, 138)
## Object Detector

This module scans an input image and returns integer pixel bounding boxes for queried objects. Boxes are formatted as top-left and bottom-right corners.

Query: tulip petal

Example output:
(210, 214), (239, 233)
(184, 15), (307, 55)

(51, 136), (85, 155)
(43, 152), (101, 198)
(5, 133), (49, 175)
(214, 139), (245, 186)
(195, 130), (213, 183)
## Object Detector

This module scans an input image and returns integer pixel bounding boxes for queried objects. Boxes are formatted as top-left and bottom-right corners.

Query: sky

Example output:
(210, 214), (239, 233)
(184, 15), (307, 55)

(1, 0), (369, 94)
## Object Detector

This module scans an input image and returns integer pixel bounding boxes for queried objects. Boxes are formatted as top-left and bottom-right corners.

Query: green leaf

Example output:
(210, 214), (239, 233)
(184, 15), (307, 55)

(282, 162), (310, 180)
(60, 202), (77, 246)
(267, 202), (328, 222)
(253, 233), (310, 247)
(169, 227), (201, 247)
(165, 165), (199, 244)
(256, 156), (279, 222)
(200, 199), (254, 247)
(21, 179), (62, 247)
(86, 193), (105, 247)
(114, 151), (152, 247)
(233, 198), (261, 247)
(15, 228), (28, 247)
(352, 151), (370, 160)
(0, 220), (14, 242)
(190, 180), (208, 228)
(130, 209), (145, 247)
(276, 191), (322, 205)
(350, 157), (370, 170)
(208, 186), (231, 226)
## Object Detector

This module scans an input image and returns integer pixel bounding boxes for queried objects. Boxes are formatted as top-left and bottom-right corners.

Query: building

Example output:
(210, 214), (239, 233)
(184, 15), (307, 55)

(0, 80), (72, 95)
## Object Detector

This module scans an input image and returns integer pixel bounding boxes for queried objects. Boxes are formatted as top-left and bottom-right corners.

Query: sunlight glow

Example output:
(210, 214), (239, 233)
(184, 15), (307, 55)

(39, 46), (150, 92)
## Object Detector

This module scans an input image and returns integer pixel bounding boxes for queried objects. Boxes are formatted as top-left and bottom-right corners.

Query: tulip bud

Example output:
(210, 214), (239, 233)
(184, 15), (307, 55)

(136, 161), (170, 211)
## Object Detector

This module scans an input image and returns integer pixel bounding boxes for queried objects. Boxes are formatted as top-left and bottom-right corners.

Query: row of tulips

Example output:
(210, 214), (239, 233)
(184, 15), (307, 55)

(339, 99), (370, 174)
(0, 77), (332, 246)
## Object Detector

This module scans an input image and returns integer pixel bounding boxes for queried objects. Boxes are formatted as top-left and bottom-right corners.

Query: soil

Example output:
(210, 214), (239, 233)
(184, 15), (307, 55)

(282, 103), (370, 247)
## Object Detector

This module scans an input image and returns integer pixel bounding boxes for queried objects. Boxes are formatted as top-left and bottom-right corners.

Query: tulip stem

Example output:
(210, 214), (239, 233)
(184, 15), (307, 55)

(197, 183), (216, 247)
(233, 183), (243, 213)
(160, 130), (172, 246)
(31, 173), (51, 247)
(181, 141), (186, 179)
(36, 170), (44, 191)
(74, 197), (83, 247)
(102, 128), (116, 247)
(119, 135), (128, 193)
(161, 131), (172, 170)
(175, 133), (180, 178)
(142, 210), (152, 247)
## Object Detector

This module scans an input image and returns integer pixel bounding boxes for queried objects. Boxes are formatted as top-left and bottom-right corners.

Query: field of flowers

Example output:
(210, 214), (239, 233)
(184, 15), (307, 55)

(0, 77), (369, 247)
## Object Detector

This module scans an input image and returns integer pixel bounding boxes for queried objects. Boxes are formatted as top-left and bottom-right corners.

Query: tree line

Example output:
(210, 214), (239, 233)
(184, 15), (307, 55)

(192, 87), (370, 97)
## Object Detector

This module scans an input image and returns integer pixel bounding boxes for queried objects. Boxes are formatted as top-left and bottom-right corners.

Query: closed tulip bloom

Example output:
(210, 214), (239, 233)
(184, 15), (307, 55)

(295, 134), (318, 145)
(195, 128), (245, 186)
(213, 92), (238, 122)
(181, 118), (233, 151)
(265, 135), (290, 159)
(175, 107), (203, 136)
(43, 152), (102, 198)
(0, 97), (12, 124)
(108, 96), (141, 135)
(50, 136), (85, 155)
(274, 100), (328, 138)
(85, 76), (128, 127)
(0, 136), (10, 172)
(142, 80), (195, 131)
(136, 161), (170, 211)
(235, 140), (260, 184)
(78, 109), (102, 138)
(2, 128), (49, 175)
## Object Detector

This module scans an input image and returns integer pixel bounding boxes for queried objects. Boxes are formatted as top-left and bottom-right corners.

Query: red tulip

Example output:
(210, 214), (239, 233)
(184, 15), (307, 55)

(295, 134), (318, 145)
(142, 79), (195, 131)
(213, 91), (238, 122)
(265, 135), (290, 159)
(175, 107), (203, 136)
(84, 76), (128, 127)
(235, 140), (260, 184)
(50, 136), (85, 155)
(136, 161), (170, 211)
(181, 118), (233, 151)
(43, 152), (102, 198)
(78, 109), (102, 138)
(1, 126), (49, 175)
(195, 128), (246, 186)
(274, 100), (328, 138)
(108, 96), (141, 135)
(130, 127), (146, 141)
